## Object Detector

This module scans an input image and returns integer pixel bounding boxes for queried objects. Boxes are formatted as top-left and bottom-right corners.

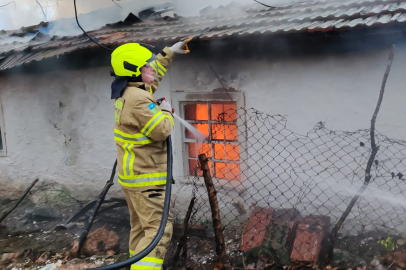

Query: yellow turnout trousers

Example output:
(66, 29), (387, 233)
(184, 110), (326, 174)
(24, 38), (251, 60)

(122, 185), (173, 270)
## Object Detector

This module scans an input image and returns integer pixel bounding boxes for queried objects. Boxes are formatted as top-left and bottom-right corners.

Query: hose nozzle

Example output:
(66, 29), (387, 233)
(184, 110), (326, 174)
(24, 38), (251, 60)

(156, 97), (165, 105)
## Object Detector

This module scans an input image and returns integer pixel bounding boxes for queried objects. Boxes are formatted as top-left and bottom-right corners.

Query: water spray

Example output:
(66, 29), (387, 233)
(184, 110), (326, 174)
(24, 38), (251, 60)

(173, 113), (207, 141)
(156, 97), (207, 142)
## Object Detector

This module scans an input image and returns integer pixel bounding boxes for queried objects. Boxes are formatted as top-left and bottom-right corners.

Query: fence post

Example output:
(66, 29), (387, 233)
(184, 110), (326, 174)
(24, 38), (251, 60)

(198, 154), (226, 263)
(170, 196), (196, 267)
(76, 160), (117, 257)
(327, 45), (396, 263)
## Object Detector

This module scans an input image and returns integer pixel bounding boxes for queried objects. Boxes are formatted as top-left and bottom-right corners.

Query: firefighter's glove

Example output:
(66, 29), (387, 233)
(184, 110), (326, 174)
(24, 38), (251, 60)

(169, 39), (191, 54)
(159, 100), (173, 114)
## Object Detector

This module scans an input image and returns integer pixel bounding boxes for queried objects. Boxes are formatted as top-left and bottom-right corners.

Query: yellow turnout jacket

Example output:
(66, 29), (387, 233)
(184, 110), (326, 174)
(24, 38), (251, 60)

(113, 47), (175, 187)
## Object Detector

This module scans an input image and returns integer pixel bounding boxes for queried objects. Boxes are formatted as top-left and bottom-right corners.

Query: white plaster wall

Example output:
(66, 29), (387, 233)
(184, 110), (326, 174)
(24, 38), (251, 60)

(0, 65), (173, 199)
(1, 43), (406, 210)
(166, 45), (406, 139)
(161, 43), (406, 233)
(0, 67), (119, 199)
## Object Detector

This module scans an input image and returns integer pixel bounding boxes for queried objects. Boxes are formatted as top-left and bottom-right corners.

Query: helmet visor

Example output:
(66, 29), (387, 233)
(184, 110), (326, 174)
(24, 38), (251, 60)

(146, 54), (157, 63)
(143, 62), (158, 81)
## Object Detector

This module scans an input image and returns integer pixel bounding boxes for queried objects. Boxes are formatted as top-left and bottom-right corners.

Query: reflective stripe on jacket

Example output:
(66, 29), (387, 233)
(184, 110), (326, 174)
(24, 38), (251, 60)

(114, 47), (174, 187)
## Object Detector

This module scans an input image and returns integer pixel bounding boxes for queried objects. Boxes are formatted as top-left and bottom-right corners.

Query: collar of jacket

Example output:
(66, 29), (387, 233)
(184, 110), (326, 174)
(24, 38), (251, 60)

(111, 76), (147, 100)
(127, 82), (145, 89)
(127, 82), (154, 94)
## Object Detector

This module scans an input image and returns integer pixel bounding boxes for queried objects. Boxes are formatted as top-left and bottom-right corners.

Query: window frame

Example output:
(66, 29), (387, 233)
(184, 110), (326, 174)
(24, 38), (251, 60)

(0, 98), (6, 156)
(183, 101), (240, 178)
(171, 91), (247, 188)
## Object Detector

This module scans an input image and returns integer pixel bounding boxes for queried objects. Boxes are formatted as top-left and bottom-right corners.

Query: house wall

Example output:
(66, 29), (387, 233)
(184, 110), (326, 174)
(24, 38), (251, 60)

(165, 41), (406, 232)
(1, 41), (406, 229)
(0, 67), (124, 199)
(167, 44), (406, 139)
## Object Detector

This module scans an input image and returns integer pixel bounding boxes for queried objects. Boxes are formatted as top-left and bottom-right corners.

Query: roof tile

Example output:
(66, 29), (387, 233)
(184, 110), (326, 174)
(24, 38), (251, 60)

(396, 12), (406, 22)
(307, 19), (345, 32)
(2, 0), (406, 70)
(394, 2), (406, 12)
(366, 13), (397, 26)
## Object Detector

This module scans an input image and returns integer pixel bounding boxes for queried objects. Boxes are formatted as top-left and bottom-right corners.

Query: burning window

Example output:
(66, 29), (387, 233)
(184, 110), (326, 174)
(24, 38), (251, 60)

(183, 102), (240, 181)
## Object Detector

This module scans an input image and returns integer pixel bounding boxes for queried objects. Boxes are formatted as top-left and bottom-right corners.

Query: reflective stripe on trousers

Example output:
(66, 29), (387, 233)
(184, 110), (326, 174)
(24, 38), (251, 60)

(118, 172), (167, 187)
(130, 257), (163, 270)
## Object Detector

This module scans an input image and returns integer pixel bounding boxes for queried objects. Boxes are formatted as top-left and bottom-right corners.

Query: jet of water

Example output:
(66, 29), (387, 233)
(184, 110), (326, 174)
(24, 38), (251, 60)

(173, 113), (207, 142)
(346, 186), (406, 207)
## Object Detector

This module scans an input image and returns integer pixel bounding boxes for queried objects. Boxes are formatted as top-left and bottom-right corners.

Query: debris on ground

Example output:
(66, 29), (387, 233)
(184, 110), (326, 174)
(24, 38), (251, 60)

(2, 253), (129, 270)
(69, 228), (120, 258)
(35, 252), (51, 264)
(0, 253), (18, 265)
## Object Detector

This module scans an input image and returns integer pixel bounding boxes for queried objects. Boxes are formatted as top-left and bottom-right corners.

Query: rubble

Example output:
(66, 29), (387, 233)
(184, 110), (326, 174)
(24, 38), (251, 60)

(70, 228), (120, 258)
(35, 252), (50, 264)
(397, 239), (406, 247)
(69, 241), (79, 258)
(3, 254), (129, 270)
(371, 256), (384, 270)
(82, 228), (119, 257)
(383, 251), (406, 268)
(0, 253), (18, 264)
(105, 250), (115, 256)
(38, 263), (58, 270)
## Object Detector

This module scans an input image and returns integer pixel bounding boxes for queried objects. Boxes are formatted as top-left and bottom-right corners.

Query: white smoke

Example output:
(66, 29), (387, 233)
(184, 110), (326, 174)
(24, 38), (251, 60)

(0, 0), (348, 41)
(0, 0), (305, 32)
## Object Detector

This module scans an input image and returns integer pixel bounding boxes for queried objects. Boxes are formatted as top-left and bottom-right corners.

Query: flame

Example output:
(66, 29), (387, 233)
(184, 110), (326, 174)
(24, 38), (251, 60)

(214, 144), (239, 161)
(185, 103), (208, 121)
(212, 124), (238, 141)
(188, 143), (211, 158)
(185, 102), (240, 180)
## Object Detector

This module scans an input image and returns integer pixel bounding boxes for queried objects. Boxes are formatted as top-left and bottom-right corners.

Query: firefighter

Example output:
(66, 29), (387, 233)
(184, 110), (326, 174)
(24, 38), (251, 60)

(110, 40), (190, 269)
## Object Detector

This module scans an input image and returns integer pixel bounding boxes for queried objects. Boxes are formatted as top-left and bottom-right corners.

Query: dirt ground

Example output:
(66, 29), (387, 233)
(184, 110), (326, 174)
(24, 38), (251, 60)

(0, 191), (132, 253)
(2, 194), (406, 270)
(1, 252), (131, 270)
(0, 200), (132, 270)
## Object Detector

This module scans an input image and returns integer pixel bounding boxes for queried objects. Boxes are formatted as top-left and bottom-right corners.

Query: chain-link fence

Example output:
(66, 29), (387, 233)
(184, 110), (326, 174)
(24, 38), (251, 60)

(167, 107), (406, 270)
(2, 107), (406, 270)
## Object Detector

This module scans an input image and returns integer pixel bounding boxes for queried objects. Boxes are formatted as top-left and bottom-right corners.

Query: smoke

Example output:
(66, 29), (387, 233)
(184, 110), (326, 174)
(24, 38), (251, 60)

(0, 0), (347, 41)
(0, 36), (34, 46)
(44, 0), (173, 36)
(173, 0), (304, 16)
(0, 0), (306, 32)
(0, 0), (162, 31)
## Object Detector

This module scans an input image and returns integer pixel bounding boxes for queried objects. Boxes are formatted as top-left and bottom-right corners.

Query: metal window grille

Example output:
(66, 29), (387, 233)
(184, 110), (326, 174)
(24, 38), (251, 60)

(182, 101), (241, 181)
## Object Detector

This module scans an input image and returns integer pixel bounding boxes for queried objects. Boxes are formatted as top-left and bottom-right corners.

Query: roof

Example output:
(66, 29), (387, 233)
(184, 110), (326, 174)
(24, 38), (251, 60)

(2, 0), (406, 71)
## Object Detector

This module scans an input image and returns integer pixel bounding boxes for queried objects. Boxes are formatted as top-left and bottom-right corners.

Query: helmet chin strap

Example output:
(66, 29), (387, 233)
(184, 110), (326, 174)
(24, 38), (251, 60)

(143, 73), (159, 82)
(144, 62), (159, 82)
